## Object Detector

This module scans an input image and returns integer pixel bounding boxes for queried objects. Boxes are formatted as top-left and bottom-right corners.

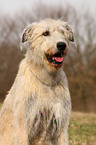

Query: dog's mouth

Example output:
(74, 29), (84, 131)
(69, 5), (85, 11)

(46, 51), (64, 65)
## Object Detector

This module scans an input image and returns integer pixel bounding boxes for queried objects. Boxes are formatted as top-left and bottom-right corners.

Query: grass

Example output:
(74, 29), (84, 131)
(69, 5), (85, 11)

(69, 112), (96, 145)
(0, 104), (96, 144)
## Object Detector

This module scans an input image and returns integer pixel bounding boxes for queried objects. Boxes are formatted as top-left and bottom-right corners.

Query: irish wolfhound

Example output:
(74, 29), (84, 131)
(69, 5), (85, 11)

(0, 19), (74, 145)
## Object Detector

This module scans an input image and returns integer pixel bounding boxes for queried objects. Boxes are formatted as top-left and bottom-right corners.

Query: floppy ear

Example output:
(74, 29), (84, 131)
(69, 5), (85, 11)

(21, 22), (37, 43)
(20, 22), (37, 50)
(64, 23), (74, 42)
(22, 25), (33, 43)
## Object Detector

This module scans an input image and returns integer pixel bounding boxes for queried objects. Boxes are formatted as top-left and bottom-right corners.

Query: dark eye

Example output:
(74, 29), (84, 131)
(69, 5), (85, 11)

(42, 31), (50, 36)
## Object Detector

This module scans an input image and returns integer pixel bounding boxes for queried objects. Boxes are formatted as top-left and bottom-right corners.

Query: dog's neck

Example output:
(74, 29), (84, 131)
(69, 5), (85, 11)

(27, 60), (64, 87)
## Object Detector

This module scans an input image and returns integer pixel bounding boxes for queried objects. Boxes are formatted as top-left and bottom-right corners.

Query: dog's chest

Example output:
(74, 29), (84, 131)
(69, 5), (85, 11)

(28, 108), (61, 145)
(26, 83), (71, 144)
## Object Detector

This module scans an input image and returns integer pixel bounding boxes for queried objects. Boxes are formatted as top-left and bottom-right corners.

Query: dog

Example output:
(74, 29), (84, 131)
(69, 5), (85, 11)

(0, 18), (74, 145)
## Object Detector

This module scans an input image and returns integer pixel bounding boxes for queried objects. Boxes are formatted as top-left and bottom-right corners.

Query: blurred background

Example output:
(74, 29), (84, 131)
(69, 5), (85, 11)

(0, 0), (96, 113)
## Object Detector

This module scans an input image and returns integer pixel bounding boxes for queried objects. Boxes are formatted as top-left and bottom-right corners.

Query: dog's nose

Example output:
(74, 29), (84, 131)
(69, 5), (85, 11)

(57, 42), (66, 51)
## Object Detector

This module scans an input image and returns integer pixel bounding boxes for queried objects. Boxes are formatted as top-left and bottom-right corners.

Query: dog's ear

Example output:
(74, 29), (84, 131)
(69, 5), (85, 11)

(22, 25), (33, 43)
(21, 22), (37, 43)
(20, 22), (37, 50)
(64, 22), (74, 42)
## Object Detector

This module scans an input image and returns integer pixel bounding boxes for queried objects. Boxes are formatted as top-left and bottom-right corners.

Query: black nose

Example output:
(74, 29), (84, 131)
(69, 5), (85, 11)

(57, 42), (66, 51)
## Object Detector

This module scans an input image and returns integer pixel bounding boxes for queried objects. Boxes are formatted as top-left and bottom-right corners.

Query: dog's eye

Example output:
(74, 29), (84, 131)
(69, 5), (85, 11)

(42, 31), (50, 36)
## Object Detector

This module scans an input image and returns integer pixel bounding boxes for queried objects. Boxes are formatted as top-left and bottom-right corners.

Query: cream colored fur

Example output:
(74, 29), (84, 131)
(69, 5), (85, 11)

(0, 19), (74, 145)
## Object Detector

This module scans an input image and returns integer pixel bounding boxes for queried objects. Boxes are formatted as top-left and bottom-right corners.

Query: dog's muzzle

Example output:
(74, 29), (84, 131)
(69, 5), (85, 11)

(46, 42), (67, 65)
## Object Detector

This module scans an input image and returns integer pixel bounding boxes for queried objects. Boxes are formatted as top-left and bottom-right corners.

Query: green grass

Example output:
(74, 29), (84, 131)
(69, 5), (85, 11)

(69, 112), (96, 145)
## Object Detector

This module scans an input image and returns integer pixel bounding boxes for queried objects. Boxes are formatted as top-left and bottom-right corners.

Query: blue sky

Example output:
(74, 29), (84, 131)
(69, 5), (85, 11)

(0, 0), (96, 16)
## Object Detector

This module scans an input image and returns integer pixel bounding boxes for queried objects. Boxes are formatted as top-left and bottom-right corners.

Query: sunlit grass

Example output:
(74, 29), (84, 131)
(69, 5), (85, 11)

(69, 112), (96, 145)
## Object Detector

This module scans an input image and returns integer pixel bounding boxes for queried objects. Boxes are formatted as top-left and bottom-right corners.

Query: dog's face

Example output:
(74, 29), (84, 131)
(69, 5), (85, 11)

(21, 19), (74, 72)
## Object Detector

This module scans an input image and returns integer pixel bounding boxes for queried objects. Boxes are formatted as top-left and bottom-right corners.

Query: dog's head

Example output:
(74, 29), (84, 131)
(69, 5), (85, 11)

(21, 19), (74, 72)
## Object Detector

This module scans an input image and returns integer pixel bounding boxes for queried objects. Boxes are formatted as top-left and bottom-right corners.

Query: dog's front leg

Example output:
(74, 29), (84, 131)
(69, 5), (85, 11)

(57, 132), (69, 145)
(14, 102), (28, 145)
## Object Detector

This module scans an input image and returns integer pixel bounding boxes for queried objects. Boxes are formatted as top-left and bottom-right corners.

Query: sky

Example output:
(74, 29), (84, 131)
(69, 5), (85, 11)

(0, 0), (96, 16)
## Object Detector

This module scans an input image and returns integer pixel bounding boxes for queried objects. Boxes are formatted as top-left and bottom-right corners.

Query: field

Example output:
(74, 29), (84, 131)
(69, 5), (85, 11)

(69, 112), (96, 145)
(0, 104), (96, 144)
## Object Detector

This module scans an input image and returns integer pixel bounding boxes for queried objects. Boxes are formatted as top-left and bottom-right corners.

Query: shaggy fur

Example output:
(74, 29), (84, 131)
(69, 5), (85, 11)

(0, 19), (74, 145)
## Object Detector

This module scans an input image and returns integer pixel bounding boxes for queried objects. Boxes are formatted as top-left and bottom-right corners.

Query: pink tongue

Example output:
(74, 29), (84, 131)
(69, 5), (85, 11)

(53, 57), (63, 62)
